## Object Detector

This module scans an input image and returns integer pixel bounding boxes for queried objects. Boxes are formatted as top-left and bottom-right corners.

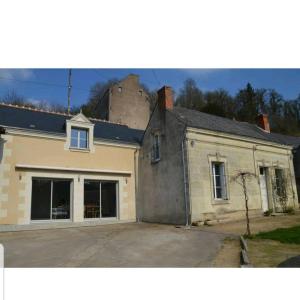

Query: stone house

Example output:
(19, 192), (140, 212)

(0, 103), (143, 228)
(95, 74), (151, 130)
(138, 86), (299, 225)
(0, 84), (299, 229)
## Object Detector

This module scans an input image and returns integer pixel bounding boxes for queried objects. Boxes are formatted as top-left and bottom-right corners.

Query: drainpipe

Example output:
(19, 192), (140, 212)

(134, 148), (139, 222)
(181, 126), (190, 227)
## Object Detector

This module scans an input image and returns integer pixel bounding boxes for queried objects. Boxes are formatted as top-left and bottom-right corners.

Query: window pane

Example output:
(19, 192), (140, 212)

(101, 182), (117, 218)
(214, 164), (220, 175)
(31, 179), (51, 220)
(84, 180), (100, 218)
(216, 187), (222, 199)
(52, 180), (71, 219)
(79, 129), (87, 140)
(71, 137), (78, 147)
(79, 138), (88, 149)
(71, 128), (78, 138)
(215, 175), (221, 187)
(71, 128), (88, 148)
(212, 162), (227, 199)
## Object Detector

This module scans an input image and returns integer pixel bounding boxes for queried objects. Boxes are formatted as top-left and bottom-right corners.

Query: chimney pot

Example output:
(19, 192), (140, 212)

(157, 86), (173, 111)
(257, 114), (270, 133)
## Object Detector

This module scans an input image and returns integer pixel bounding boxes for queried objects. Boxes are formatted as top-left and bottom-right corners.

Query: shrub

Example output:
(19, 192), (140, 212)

(263, 208), (273, 216)
(285, 206), (295, 215)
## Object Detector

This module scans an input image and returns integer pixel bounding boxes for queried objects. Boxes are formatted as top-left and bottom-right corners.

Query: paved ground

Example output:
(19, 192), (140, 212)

(0, 223), (226, 267)
(278, 255), (300, 267)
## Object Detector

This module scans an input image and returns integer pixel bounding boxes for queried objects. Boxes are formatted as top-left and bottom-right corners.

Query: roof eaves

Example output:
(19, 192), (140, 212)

(186, 126), (292, 149)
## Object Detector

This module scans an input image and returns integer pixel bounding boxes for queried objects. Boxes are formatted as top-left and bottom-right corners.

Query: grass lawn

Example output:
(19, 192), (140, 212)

(254, 225), (300, 244)
(247, 225), (300, 267)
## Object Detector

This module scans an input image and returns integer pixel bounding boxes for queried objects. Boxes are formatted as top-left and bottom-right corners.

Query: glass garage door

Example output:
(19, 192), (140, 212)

(31, 178), (71, 221)
(84, 180), (117, 219)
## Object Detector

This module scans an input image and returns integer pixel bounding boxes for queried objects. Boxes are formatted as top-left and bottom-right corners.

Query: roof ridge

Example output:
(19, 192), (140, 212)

(0, 102), (73, 117)
(0, 102), (127, 127)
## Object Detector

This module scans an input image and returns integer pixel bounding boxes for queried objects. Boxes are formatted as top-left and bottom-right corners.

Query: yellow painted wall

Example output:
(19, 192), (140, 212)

(0, 132), (137, 225)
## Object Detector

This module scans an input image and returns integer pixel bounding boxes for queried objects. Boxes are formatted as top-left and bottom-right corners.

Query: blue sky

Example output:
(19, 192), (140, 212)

(0, 69), (300, 107)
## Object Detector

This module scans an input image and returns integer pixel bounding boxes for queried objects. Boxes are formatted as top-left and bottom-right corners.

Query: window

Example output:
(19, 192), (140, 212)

(70, 127), (88, 149)
(31, 178), (71, 221)
(275, 168), (285, 197)
(151, 134), (160, 162)
(118, 86), (122, 93)
(84, 180), (117, 219)
(139, 90), (143, 96)
(212, 162), (227, 200)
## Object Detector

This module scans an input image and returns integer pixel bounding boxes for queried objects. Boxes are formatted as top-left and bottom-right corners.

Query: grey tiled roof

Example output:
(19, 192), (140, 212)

(0, 104), (143, 145)
(170, 107), (300, 148)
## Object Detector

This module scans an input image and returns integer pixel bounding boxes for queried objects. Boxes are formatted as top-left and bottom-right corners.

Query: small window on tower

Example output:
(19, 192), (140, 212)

(118, 87), (122, 93)
(139, 90), (143, 96)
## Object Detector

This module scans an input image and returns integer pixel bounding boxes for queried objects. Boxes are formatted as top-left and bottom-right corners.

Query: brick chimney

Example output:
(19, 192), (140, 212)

(257, 114), (270, 133)
(157, 86), (173, 111)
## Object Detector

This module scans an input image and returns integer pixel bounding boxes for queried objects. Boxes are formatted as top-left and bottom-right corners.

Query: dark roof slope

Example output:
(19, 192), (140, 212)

(170, 107), (300, 147)
(268, 132), (300, 148)
(0, 104), (143, 145)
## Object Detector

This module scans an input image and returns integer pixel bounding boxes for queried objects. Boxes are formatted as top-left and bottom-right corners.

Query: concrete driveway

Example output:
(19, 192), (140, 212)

(0, 223), (226, 267)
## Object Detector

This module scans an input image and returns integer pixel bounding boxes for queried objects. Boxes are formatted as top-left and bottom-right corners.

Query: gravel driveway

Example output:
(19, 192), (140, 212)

(0, 223), (226, 267)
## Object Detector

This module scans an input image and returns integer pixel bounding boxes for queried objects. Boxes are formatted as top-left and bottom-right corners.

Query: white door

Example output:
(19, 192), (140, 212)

(259, 167), (269, 212)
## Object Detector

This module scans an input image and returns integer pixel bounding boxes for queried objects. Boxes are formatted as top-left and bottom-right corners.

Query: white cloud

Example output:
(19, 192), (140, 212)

(27, 97), (50, 108)
(0, 69), (34, 83)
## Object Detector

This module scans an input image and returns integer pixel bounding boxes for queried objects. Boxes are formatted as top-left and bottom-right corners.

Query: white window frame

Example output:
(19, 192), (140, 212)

(65, 112), (95, 153)
(70, 127), (89, 150)
(211, 161), (228, 201)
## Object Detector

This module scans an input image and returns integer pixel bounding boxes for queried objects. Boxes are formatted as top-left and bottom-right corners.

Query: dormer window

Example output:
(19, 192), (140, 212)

(71, 127), (88, 149)
(65, 112), (95, 153)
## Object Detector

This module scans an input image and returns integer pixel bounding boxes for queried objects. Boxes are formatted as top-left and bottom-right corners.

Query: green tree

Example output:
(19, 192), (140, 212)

(235, 83), (265, 123)
(202, 89), (235, 118)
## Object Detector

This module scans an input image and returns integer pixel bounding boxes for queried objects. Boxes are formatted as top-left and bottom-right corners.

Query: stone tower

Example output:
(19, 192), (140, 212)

(96, 74), (151, 130)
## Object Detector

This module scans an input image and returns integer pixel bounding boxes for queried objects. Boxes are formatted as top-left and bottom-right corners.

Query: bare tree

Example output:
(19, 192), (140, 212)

(232, 171), (257, 236)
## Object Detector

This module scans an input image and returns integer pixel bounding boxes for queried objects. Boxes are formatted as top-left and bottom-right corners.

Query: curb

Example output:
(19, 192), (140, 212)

(240, 236), (253, 267)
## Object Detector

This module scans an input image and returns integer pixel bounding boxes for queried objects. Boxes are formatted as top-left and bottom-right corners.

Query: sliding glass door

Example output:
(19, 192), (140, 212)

(31, 178), (71, 221)
(84, 180), (117, 219)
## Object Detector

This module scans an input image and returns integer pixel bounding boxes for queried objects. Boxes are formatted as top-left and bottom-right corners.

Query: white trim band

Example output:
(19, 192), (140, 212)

(15, 164), (132, 175)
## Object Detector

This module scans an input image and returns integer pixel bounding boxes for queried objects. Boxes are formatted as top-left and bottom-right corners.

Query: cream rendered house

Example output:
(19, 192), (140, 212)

(0, 103), (143, 229)
(138, 86), (299, 225)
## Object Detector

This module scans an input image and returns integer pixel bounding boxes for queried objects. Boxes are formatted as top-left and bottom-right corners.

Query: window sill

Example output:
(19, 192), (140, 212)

(69, 147), (90, 153)
(211, 199), (230, 205)
(151, 158), (160, 164)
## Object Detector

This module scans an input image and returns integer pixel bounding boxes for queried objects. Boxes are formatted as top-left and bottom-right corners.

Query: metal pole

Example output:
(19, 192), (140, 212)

(67, 69), (72, 114)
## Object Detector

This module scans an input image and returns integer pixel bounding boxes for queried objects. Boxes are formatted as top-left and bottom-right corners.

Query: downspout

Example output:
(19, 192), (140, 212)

(134, 148), (139, 222)
(181, 125), (190, 227)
